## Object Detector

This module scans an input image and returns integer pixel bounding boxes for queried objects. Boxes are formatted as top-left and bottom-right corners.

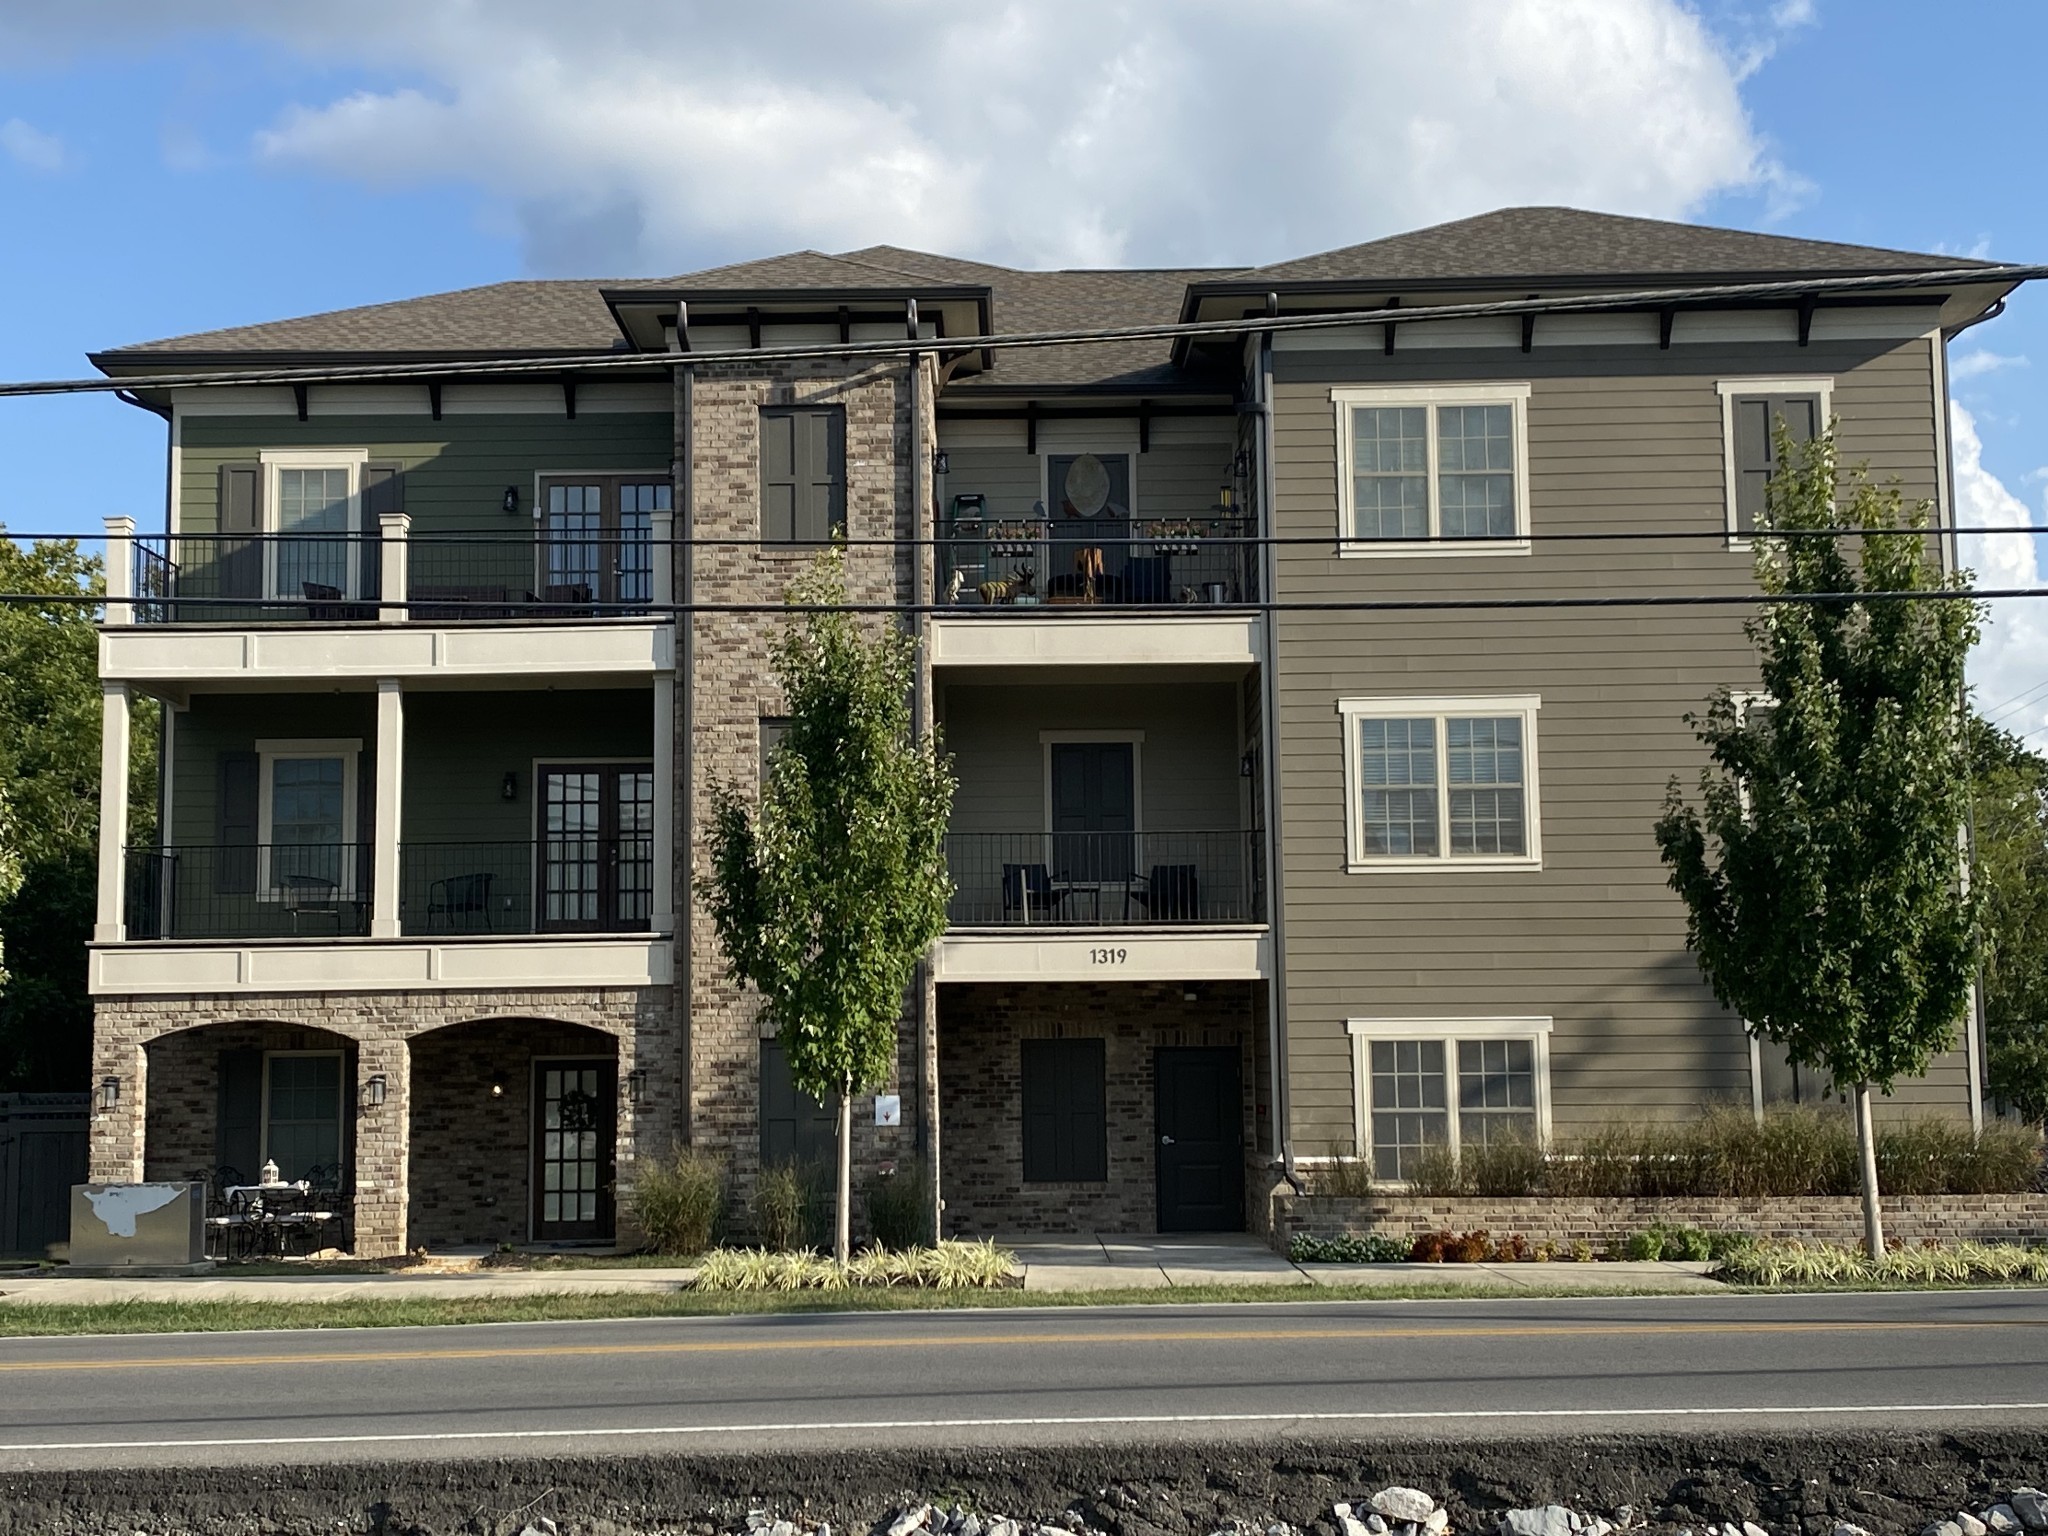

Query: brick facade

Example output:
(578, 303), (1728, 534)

(1272, 1192), (2048, 1251)
(92, 987), (674, 1256)
(680, 357), (936, 1222)
(938, 980), (1261, 1235)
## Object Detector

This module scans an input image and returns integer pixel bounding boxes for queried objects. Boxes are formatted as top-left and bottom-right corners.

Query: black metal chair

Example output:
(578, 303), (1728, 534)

(427, 871), (494, 931)
(1001, 862), (1072, 924)
(205, 1165), (259, 1262)
(1130, 863), (1200, 922)
(279, 1164), (349, 1255)
(301, 581), (375, 622)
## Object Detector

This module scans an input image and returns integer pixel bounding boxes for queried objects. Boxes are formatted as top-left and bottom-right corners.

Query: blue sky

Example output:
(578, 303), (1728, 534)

(0, 0), (2042, 732)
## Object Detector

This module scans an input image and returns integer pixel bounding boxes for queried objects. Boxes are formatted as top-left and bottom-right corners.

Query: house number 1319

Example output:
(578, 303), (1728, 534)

(1090, 947), (1128, 965)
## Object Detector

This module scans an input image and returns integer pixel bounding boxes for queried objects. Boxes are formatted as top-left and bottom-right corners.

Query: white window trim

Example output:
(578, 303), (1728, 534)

(1337, 695), (1542, 871)
(1038, 730), (1145, 836)
(258, 1048), (346, 1174)
(1331, 383), (1532, 557)
(1716, 377), (1834, 547)
(258, 448), (371, 600)
(255, 737), (362, 899)
(1345, 1016), (1554, 1170)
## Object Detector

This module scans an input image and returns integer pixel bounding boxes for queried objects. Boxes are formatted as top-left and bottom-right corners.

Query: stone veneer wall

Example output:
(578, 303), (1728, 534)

(92, 986), (676, 1257)
(939, 980), (1261, 1236)
(680, 356), (935, 1223)
(1272, 1192), (2048, 1250)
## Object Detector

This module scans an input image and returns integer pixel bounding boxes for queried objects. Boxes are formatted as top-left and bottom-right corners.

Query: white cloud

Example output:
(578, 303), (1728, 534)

(53, 0), (1793, 276)
(1954, 402), (2048, 751)
(0, 117), (67, 173)
(1951, 349), (2029, 382)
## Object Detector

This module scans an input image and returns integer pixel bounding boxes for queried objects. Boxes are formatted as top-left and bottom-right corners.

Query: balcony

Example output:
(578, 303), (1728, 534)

(945, 831), (1260, 928)
(130, 530), (656, 625)
(937, 517), (1255, 611)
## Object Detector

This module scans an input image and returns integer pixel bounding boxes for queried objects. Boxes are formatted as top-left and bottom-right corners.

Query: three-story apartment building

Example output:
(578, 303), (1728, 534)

(82, 208), (2017, 1254)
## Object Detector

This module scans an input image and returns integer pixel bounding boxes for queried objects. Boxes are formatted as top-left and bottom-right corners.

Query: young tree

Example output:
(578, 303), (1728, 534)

(1655, 428), (1981, 1257)
(1970, 717), (2048, 1126)
(702, 550), (954, 1265)
(0, 530), (157, 1090)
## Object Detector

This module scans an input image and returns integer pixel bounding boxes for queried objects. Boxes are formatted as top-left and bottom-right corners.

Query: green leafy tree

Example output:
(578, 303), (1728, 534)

(1970, 717), (2048, 1126)
(702, 550), (954, 1265)
(0, 530), (157, 1090)
(1655, 428), (1981, 1256)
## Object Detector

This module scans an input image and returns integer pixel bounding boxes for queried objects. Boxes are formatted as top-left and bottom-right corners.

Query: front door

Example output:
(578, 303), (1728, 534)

(539, 477), (668, 611)
(537, 764), (655, 933)
(1155, 1046), (1244, 1232)
(1049, 740), (1135, 885)
(532, 1058), (616, 1241)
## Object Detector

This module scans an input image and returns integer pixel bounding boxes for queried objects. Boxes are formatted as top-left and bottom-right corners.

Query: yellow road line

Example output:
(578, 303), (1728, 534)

(0, 1316), (2038, 1374)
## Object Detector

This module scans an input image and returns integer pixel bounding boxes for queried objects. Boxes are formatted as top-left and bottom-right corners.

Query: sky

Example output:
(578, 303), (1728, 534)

(0, 0), (2042, 739)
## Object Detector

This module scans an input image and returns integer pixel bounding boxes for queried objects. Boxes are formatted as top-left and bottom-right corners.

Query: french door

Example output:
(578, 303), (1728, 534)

(539, 476), (669, 610)
(532, 1058), (616, 1241)
(537, 764), (655, 933)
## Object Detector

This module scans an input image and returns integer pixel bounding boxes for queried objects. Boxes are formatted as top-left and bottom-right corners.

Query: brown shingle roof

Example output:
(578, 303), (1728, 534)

(1233, 206), (1992, 286)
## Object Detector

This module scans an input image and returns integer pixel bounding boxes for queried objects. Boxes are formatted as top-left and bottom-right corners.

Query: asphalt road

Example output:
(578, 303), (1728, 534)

(0, 1289), (2045, 1471)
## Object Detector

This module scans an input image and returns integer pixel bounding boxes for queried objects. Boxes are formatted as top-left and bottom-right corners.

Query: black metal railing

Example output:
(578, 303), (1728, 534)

(407, 530), (652, 620)
(129, 534), (383, 623)
(124, 844), (373, 940)
(945, 830), (1261, 927)
(398, 840), (655, 936)
(938, 517), (1256, 610)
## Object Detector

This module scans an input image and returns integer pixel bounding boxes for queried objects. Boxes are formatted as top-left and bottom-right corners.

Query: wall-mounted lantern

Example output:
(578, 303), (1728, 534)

(627, 1068), (649, 1106)
(933, 449), (949, 477)
(97, 1076), (120, 1111)
(501, 485), (520, 516)
(501, 771), (518, 802)
(489, 1078), (505, 1099)
(364, 1073), (388, 1109)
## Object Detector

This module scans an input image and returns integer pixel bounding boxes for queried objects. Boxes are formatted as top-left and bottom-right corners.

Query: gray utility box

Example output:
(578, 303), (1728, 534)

(68, 1182), (207, 1270)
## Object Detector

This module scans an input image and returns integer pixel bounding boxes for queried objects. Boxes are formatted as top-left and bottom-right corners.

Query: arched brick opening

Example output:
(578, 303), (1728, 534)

(405, 1017), (620, 1250)
(141, 1020), (357, 1188)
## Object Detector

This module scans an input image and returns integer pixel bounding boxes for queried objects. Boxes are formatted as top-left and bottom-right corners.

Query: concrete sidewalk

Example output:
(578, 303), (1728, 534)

(0, 1266), (701, 1305)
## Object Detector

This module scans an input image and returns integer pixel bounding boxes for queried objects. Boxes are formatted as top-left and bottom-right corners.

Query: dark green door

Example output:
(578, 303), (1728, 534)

(1155, 1047), (1243, 1232)
(1049, 741), (1134, 883)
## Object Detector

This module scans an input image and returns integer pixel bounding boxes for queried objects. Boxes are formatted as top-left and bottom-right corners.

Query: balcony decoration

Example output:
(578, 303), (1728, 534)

(987, 518), (1046, 558)
(1142, 518), (1207, 556)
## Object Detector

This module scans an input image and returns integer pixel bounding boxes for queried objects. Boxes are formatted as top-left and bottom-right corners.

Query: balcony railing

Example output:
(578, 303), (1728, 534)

(398, 840), (654, 937)
(130, 532), (655, 624)
(937, 517), (1256, 611)
(124, 845), (373, 940)
(120, 839), (657, 940)
(945, 830), (1261, 927)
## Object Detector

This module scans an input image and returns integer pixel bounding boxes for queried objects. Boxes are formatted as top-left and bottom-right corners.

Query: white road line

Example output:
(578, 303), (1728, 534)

(7, 1402), (2048, 1454)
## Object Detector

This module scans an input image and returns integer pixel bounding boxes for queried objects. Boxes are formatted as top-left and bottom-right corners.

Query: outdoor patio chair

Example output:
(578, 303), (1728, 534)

(1129, 863), (1200, 922)
(426, 871), (494, 931)
(301, 581), (375, 621)
(1001, 863), (1073, 923)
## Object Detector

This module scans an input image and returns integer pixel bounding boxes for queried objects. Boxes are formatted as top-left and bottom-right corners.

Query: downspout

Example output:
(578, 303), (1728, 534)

(674, 354), (696, 1143)
(1254, 304), (1301, 1196)
(908, 343), (941, 1241)
(1932, 316), (1988, 1131)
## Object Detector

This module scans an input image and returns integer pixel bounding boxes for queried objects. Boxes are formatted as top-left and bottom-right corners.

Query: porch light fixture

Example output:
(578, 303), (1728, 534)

(364, 1073), (388, 1109)
(627, 1068), (649, 1106)
(97, 1076), (120, 1111)
(501, 771), (518, 802)
(933, 449), (949, 476)
(501, 485), (520, 515)
(489, 1079), (505, 1099)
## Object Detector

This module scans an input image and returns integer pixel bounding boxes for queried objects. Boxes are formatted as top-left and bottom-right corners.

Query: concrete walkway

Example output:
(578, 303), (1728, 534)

(0, 1267), (701, 1305)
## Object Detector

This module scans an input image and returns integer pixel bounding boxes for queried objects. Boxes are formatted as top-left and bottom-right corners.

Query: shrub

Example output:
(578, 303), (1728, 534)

(1445, 1229), (1493, 1262)
(1462, 1131), (1546, 1198)
(1622, 1222), (1719, 1261)
(632, 1147), (726, 1256)
(1313, 1149), (1376, 1198)
(1406, 1141), (1465, 1196)
(753, 1161), (828, 1252)
(1289, 1233), (1409, 1264)
(1953, 1122), (2045, 1194)
(1716, 1239), (2048, 1287)
(1491, 1232), (1532, 1262)
(1409, 1230), (1451, 1262)
(694, 1240), (1015, 1291)
(863, 1159), (933, 1250)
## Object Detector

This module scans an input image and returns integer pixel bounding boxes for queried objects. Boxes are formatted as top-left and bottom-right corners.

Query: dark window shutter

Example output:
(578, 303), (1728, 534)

(759, 717), (791, 784)
(217, 462), (263, 600)
(797, 408), (845, 542)
(216, 751), (260, 895)
(1021, 1038), (1108, 1182)
(759, 1038), (836, 1168)
(761, 410), (798, 543)
(1731, 394), (1820, 532)
(215, 1048), (263, 1181)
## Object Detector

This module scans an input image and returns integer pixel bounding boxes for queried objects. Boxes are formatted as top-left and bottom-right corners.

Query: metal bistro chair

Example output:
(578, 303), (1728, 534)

(281, 871), (346, 935)
(301, 581), (375, 622)
(427, 871), (494, 932)
(204, 1165), (258, 1262)
(1129, 863), (1200, 923)
(277, 1164), (349, 1256)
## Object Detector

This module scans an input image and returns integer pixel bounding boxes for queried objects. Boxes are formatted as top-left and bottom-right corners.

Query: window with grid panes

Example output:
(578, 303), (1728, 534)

(1456, 1038), (1537, 1146)
(1353, 1026), (1548, 1181)
(1344, 701), (1537, 866)
(1368, 1039), (1448, 1181)
(1340, 391), (1526, 545)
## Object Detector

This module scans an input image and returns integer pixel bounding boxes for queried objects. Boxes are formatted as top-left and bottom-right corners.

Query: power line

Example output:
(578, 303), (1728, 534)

(2, 262), (2041, 399)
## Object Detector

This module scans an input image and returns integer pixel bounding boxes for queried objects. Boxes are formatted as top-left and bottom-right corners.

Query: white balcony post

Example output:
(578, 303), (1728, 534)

(372, 679), (404, 937)
(378, 511), (410, 623)
(650, 507), (674, 613)
(103, 516), (136, 626)
(95, 682), (131, 942)
(652, 672), (676, 932)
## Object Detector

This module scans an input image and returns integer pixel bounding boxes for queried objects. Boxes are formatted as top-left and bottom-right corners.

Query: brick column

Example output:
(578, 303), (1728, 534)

(88, 1024), (147, 1183)
(352, 1038), (409, 1256)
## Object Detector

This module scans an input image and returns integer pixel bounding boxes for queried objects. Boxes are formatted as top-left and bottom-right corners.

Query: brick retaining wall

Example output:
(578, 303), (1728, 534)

(1271, 1191), (2048, 1250)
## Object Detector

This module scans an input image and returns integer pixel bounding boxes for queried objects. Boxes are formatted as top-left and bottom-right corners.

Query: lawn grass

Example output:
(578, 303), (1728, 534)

(0, 1280), (1717, 1337)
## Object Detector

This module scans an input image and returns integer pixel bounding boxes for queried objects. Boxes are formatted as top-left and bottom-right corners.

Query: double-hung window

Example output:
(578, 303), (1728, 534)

(1339, 696), (1541, 870)
(1718, 379), (1830, 538)
(1346, 1019), (1552, 1181)
(262, 1051), (344, 1182)
(257, 449), (369, 601)
(1333, 385), (1531, 554)
(254, 737), (361, 898)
